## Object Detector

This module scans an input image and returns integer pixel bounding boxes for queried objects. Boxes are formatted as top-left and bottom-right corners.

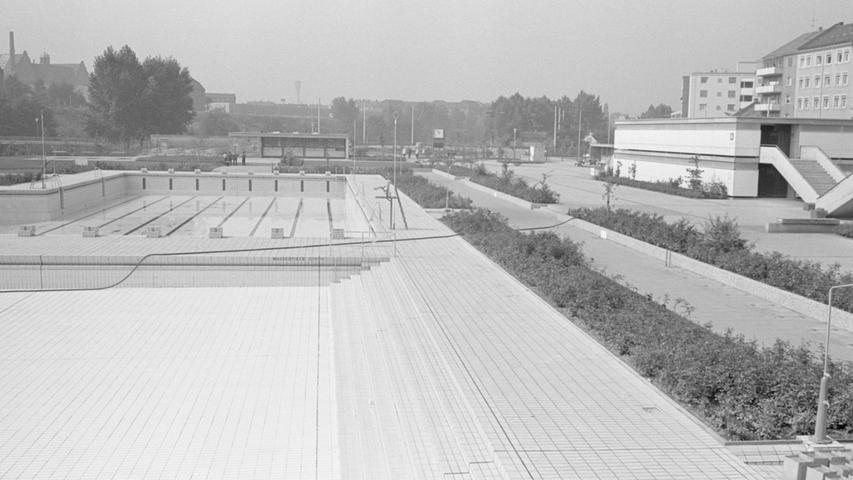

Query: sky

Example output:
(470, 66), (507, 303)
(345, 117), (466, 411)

(3, 0), (853, 114)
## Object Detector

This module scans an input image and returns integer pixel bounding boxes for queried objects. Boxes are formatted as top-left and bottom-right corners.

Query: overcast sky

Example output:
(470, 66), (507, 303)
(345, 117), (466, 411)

(3, 0), (852, 114)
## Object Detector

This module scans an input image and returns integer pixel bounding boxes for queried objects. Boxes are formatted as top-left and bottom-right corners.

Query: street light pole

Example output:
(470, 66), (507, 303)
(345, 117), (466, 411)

(513, 127), (517, 162)
(392, 111), (399, 229)
(813, 282), (853, 443)
(38, 110), (46, 189)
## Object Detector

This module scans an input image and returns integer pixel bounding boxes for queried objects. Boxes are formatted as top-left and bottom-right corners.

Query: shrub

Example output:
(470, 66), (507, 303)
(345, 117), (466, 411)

(569, 207), (853, 313)
(594, 174), (728, 199)
(838, 224), (853, 239)
(443, 208), (853, 440)
(392, 171), (473, 209)
(466, 163), (560, 204)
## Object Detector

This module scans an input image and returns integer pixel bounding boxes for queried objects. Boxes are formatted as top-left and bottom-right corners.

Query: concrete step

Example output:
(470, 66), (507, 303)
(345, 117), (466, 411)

(789, 159), (838, 195)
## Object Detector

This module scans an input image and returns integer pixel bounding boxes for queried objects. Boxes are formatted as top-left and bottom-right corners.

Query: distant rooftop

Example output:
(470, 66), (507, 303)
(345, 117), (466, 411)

(800, 22), (853, 50)
(763, 29), (824, 59)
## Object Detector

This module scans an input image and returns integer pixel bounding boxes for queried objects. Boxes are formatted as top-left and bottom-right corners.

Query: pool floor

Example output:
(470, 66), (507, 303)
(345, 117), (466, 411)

(3, 195), (370, 239)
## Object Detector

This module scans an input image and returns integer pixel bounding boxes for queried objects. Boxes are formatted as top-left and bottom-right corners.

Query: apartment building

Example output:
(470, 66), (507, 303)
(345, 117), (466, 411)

(681, 71), (756, 118)
(757, 22), (853, 119)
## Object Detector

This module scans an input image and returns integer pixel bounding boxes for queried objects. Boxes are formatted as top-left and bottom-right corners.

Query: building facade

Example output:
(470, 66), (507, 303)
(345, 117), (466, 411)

(681, 71), (756, 118)
(1, 32), (89, 95)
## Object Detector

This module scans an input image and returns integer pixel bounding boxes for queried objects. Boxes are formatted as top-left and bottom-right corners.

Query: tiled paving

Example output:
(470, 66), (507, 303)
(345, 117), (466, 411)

(0, 173), (771, 479)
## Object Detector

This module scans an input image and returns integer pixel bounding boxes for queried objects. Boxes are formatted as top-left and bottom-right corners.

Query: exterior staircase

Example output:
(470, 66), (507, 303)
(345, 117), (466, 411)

(787, 159), (837, 195)
(760, 145), (853, 217)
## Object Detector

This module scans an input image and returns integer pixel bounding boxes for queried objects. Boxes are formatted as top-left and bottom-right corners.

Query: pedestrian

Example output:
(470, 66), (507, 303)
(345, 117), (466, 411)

(241, 152), (246, 166)
(222, 152), (228, 165)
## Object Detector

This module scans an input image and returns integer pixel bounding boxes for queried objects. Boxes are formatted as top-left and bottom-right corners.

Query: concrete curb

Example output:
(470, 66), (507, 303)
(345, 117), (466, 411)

(562, 215), (853, 332)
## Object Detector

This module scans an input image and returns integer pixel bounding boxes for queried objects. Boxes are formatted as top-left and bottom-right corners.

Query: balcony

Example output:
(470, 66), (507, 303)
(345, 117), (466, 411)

(756, 66), (782, 77)
(755, 103), (781, 112)
(755, 84), (782, 94)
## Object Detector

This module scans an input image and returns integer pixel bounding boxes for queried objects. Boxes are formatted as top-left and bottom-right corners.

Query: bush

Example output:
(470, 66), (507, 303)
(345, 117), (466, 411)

(443, 208), (853, 440)
(838, 224), (853, 239)
(392, 171), (473, 209)
(569, 207), (853, 313)
(466, 163), (560, 203)
(595, 174), (728, 199)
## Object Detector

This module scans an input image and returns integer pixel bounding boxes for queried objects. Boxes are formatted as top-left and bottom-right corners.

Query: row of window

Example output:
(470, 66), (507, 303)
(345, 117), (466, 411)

(699, 89), (737, 98)
(799, 49), (851, 68)
(699, 76), (753, 87)
(796, 95), (848, 110)
(698, 103), (736, 112)
(797, 72), (849, 89)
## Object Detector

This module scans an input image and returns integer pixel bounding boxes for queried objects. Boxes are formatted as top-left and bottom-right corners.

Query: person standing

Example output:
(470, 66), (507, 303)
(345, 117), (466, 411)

(241, 152), (246, 166)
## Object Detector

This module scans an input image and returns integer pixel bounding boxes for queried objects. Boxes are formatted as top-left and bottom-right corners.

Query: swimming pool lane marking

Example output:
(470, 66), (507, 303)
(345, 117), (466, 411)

(164, 196), (224, 236)
(249, 197), (277, 237)
(288, 198), (304, 239)
(215, 197), (250, 230)
(123, 196), (197, 235)
(94, 196), (169, 230)
(36, 194), (146, 235)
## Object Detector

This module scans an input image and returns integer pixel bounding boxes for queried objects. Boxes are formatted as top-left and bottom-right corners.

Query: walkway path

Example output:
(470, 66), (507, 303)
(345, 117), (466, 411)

(419, 171), (853, 363)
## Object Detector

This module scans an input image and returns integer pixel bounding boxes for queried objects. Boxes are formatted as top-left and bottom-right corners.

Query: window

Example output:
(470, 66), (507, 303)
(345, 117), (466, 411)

(805, 77), (810, 88)
(804, 97), (810, 109)
(728, 90), (735, 98)
(700, 76), (708, 84)
(740, 95), (753, 102)
(837, 73), (842, 86)
(788, 57), (794, 67)
(844, 73), (849, 86)
(786, 95), (791, 104)
(825, 75), (831, 86)
(814, 96), (820, 108)
(800, 56), (806, 67)
(716, 91), (722, 97)
(842, 95), (848, 108)
(817, 54), (822, 65)
(814, 75), (820, 87)
(699, 103), (707, 111)
(823, 96), (830, 108)
(717, 78), (722, 83)
(727, 104), (735, 111)
(700, 90), (708, 98)
(728, 76), (736, 84)
(787, 76), (793, 86)
(740, 80), (754, 88)
(797, 98), (803, 109)
(807, 56), (812, 66)
(799, 77), (804, 88)
(827, 53), (833, 64)
(839, 51), (844, 63)
(846, 50), (850, 62)
(834, 95), (840, 108)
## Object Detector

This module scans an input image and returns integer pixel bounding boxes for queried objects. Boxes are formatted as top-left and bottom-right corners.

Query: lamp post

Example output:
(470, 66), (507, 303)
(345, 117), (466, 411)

(813, 282), (853, 443)
(392, 111), (399, 229)
(512, 127), (517, 162)
(36, 110), (45, 189)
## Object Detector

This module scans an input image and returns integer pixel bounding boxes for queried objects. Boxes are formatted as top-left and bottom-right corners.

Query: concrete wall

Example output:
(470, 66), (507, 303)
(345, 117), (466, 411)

(0, 172), (349, 224)
(611, 150), (758, 197)
(614, 120), (761, 157)
(797, 124), (853, 159)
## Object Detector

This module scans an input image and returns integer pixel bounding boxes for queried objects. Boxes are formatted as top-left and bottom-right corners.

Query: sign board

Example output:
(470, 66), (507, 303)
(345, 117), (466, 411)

(433, 128), (445, 148)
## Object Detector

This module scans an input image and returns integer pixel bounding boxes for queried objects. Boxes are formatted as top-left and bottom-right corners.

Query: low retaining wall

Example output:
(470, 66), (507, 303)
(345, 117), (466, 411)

(564, 215), (853, 332)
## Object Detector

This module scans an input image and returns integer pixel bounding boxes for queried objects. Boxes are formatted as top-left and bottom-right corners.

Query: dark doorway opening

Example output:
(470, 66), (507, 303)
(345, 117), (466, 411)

(760, 124), (792, 156)
(758, 164), (789, 197)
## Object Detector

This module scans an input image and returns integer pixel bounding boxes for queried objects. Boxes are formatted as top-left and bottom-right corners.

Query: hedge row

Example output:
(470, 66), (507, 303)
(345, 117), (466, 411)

(466, 164), (559, 204)
(569, 207), (853, 313)
(392, 171), (473, 209)
(442, 208), (853, 440)
(596, 174), (728, 199)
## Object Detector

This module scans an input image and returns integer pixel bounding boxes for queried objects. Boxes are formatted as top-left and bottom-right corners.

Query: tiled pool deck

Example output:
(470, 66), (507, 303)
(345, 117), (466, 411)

(0, 174), (769, 479)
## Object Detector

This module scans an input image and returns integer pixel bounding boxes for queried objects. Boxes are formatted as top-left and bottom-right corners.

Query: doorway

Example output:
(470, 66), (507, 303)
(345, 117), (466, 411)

(760, 124), (792, 156)
(757, 164), (789, 197)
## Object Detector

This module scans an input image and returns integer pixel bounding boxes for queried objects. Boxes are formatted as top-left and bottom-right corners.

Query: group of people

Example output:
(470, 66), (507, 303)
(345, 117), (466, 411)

(223, 152), (247, 166)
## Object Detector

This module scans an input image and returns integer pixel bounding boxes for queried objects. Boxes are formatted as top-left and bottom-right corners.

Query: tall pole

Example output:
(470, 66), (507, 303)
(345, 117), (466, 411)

(577, 99), (583, 164)
(317, 97), (321, 134)
(553, 104), (558, 149)
(40, 110), (46, 189)
(393, 111), (399, 229)
(362, 102), (366, 145)
(512, 127), (517, 162)
(814, 283), (853, 443)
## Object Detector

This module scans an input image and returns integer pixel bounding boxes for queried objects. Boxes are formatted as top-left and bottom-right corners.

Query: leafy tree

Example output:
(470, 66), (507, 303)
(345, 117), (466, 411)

(640, 103), (673, 119)
(0, 76), (56, 136)
(140, 56), (194, 137)
(330, 97), (359, 134)
(87, 45), (195, 147)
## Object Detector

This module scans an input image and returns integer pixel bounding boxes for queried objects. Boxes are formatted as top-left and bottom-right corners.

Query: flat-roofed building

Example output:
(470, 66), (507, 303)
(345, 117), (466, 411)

(229, 131), (349, 159)
(681, 71), (756, 118)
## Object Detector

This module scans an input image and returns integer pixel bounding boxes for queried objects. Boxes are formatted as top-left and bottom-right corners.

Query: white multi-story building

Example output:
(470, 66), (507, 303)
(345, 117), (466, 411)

(681, 71), (756, 118)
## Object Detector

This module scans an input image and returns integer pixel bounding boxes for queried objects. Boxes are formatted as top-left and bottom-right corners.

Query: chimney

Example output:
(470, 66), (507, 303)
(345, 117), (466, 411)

(9, 32), (14, 64)
(40, 52), (49, 65)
